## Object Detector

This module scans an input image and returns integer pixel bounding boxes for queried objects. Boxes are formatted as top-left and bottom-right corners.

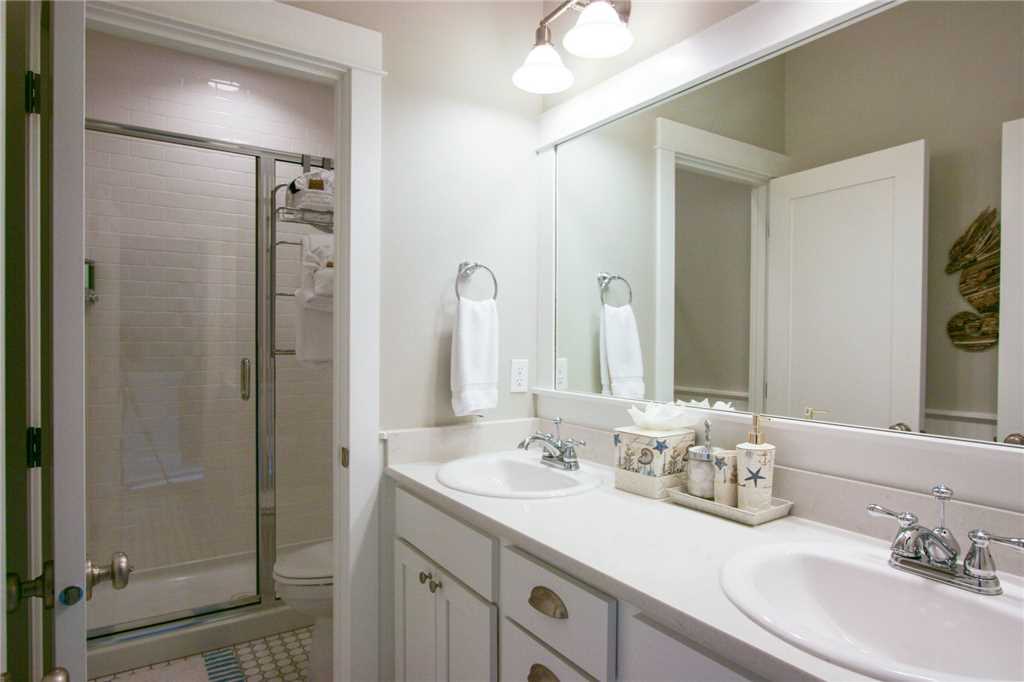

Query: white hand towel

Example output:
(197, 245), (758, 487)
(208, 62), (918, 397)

(295, 302), (332, 366)
(599, 303), (645, 399)
(300, 234), (334, 291)
(313, 267), (334, 298)
(451, 298), (499, 417)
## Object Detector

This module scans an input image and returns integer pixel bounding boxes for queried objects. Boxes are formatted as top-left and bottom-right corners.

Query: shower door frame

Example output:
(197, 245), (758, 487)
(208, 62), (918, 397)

(83, 119), (334, 640)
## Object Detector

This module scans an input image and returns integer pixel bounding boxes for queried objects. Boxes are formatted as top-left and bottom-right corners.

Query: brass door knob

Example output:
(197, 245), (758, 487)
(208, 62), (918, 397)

(86, 552), (133, 600)
(41, 667), (70, 682)
(528, 663), (559, 682)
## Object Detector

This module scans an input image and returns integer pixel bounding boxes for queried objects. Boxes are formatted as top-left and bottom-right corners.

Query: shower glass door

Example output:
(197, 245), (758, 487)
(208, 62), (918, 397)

(84, 129), (259, 636)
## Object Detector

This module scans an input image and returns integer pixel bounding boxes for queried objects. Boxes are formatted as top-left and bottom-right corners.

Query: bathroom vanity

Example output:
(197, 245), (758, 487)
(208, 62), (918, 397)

(386, 449), (1023, 682)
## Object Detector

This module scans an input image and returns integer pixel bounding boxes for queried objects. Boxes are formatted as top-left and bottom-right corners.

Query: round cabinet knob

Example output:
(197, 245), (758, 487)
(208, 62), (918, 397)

(428, 578), (442, 593)
(110, 551), (132, 590)
(418, 571), (431, 585)
(1004, 433), (1024, 446)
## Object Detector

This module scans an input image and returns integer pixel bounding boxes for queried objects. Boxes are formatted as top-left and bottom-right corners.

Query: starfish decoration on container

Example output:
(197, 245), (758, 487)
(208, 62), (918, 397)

(653, 439), (669, 453)
(613, 433), (621, 447)
(744, 466), (766, 487)
(714, 455), (727, 470)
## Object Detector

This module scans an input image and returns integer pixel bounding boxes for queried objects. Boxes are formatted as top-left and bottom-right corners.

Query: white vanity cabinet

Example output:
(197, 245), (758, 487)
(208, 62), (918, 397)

(394, 489), (499, 682)
(617, 603), (756, 682)
(394, 487), (756, 682)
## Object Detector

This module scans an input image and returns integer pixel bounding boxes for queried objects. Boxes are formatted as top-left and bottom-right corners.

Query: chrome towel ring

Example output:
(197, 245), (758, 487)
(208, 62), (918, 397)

(597, 272), (632, 305)
(456, 261), (498, 301)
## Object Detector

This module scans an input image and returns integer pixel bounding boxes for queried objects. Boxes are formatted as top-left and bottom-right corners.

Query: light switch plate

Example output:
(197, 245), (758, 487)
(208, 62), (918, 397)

(510, 359), (529, 393)
(555, 357), (568, 390)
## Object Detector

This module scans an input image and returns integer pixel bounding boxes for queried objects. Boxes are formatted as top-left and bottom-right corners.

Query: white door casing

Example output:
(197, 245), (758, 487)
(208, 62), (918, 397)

(766, 140), (928, 430)
(53, 4), (384, 678)
(654, 118), (792, 411)
(999, 119), (1024, 442)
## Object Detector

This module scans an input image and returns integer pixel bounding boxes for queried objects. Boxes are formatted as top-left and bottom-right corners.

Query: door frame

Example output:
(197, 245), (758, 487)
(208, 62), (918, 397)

(51, 4), (384, 679)
(653, 118), (792, 410)
(999, 119), (1024, 442)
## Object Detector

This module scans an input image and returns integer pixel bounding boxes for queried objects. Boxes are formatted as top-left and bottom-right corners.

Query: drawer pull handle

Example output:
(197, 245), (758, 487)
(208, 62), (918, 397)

(418, 571), (431, 585)
(428, 578), (443, 593)
(528, 663), (560, 682)
(528, 586), (568, 619)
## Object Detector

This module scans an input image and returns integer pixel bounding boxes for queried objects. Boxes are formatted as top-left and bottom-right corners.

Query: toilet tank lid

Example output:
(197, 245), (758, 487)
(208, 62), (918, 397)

(274, 540), (333, 580)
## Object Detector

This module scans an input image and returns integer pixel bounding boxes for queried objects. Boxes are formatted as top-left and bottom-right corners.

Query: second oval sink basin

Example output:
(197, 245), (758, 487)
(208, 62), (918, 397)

(721, 543), (1024, 682)
(437, 451), (602, 499)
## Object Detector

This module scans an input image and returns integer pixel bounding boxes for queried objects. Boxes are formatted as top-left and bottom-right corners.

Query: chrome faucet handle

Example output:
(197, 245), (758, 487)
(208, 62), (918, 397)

(964, 529), (1024, 581)
(930, 484), (960, 555)
(564, 437), (586, 447)
(867, 504), (918, 528)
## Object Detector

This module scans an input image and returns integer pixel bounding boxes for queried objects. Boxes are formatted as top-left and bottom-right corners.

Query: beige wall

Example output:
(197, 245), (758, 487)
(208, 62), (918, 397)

(295, 1), (543, 429)
(782, 0), (1024, 421)
(674, 169), (751, 401)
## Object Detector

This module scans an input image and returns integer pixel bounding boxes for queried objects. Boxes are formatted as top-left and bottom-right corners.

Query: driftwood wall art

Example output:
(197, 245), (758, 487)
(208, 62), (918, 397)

(946, 207), (1000, 351)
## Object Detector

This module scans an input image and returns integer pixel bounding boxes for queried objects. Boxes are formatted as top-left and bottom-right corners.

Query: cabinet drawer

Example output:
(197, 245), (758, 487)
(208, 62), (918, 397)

(501, 617), (593, 682)
(500, 546), (615, 680)
(395, 488), (497, 600)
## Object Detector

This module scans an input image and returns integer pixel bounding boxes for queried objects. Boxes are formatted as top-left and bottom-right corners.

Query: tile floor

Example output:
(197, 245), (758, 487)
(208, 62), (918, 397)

(90, 626), (312, 682)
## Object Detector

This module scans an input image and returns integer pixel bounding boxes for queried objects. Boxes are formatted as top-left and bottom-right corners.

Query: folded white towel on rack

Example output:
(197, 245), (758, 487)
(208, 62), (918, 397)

(296, 287), (332, 313)
(300, 234), (334, 292)
(295, 302), (332, 366)
(451, 298), (499, 417)
(600, 303), (645, 399)
(287, 170), (335, 211)
(313, 267), (334, 298)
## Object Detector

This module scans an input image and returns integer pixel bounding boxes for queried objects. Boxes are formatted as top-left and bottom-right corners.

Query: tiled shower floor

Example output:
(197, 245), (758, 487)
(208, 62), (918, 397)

(90, 627), (312, 682)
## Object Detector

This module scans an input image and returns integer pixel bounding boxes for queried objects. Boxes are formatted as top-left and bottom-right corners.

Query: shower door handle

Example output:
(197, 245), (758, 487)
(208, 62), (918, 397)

(240, 358), (252, 401)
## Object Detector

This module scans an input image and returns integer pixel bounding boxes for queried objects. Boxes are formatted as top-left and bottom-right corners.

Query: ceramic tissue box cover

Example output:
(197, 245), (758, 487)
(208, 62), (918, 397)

(614, 427), (695, 477)
(613, 427), (695, 499)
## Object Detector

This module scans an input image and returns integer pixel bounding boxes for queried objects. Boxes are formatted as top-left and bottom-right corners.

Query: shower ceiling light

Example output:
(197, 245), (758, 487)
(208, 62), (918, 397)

(512, 27), (575, 94)
(513, 0), (632, 94)
(563, 1), (634, 58)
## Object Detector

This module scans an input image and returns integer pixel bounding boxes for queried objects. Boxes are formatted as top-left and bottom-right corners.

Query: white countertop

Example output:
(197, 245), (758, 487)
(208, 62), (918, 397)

(387, 458), (898, 682)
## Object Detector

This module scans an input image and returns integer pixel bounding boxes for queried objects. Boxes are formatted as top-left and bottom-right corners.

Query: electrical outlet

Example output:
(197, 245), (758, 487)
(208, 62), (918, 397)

(510, 359), (529, 393)
(555, 357), (568, 390)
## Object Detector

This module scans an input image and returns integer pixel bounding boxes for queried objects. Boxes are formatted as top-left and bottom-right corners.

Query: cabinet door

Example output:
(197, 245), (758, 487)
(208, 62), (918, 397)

(395, 540), (439, 682)
(436, 567), (498, 682)
(618, 603), (755, 682)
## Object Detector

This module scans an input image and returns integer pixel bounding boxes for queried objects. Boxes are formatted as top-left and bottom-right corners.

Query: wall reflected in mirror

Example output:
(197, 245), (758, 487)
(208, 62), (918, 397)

(554, 1), (1023, 444)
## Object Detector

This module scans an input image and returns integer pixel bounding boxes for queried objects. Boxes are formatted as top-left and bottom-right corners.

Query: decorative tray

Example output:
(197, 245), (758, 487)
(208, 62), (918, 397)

(665, 488), (793, 526)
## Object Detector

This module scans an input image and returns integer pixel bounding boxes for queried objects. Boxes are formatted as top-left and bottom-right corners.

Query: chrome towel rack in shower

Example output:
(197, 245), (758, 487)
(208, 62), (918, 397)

(455, 261), (498, 301)
(271, 182), (334, 357)
(597, 272), (633, 305)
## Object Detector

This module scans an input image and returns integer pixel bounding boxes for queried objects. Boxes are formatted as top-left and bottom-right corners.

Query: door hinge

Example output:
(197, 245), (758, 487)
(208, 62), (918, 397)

(25, 71), (42, 114)
(27, 427), (42, 468)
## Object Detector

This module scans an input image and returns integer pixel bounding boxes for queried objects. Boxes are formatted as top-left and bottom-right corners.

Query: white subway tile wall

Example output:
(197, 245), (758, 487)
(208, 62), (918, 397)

(84, 32), (335, 593)
(86, 31), (334, 158)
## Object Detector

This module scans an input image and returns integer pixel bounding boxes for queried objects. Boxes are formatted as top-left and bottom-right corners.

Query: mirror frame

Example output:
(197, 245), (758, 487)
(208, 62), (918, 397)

(533, 0), (1023, 512)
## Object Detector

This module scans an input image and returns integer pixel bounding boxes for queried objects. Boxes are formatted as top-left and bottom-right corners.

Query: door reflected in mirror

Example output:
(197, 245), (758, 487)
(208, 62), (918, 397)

(553, 0), (1023, 445)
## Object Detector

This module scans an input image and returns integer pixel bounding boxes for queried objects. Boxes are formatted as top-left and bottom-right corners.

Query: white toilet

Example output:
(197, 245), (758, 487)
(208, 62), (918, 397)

(274, 540), (334, 682)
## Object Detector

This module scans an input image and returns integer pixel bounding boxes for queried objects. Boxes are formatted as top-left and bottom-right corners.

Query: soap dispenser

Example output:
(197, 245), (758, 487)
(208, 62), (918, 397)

(736, 414), (776, 512)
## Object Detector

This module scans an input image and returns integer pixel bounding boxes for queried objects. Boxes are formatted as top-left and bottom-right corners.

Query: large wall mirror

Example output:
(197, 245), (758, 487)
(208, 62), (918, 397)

(554, 1), (1023, 445)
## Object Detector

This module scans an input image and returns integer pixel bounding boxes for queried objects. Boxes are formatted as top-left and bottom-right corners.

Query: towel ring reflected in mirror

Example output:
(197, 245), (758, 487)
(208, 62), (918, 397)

(456, 261), (498, 301)
(597, 272), (633, 306)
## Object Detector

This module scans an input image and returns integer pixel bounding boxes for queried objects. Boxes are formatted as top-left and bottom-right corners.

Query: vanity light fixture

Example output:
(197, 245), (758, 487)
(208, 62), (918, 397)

(513, 0), (632, 94)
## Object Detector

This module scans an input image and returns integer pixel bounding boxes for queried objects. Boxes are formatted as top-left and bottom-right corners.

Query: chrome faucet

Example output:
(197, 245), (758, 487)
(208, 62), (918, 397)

(517, 417), (585, 471)
(868, 483), (1023, 595)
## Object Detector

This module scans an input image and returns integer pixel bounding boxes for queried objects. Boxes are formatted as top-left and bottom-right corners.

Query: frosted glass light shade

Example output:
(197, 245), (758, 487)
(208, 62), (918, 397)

(563, 1), (634, 59)
(512, 43), (574, 94)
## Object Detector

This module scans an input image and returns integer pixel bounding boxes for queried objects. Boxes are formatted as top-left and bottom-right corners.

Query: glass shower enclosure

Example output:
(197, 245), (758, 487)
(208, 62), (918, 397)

(83, 121), (333, 639)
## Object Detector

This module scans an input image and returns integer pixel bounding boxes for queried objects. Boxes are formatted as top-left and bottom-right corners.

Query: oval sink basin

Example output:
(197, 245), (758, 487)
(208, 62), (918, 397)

(437, 451), (602, 499)
(721, 543), (1024, 682)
